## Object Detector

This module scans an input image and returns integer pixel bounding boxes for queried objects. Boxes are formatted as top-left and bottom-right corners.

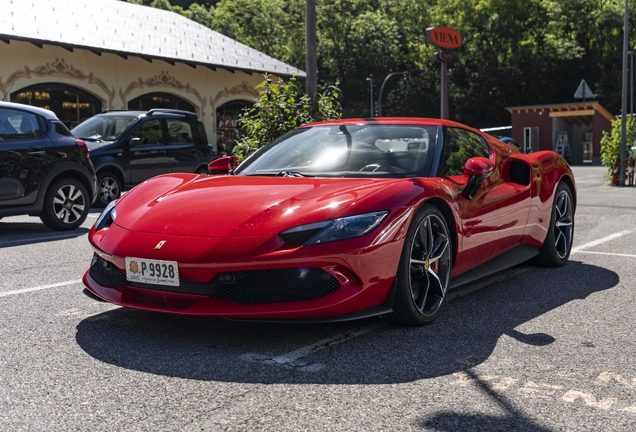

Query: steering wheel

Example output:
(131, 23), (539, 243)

(359, 164), (382, 172)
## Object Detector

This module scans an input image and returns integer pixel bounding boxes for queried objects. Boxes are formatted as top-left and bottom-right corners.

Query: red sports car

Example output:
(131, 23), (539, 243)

(83, 118), (575, 326)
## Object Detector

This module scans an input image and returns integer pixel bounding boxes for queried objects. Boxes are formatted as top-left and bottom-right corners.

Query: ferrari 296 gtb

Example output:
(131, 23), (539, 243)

(83, 118), (575, 326)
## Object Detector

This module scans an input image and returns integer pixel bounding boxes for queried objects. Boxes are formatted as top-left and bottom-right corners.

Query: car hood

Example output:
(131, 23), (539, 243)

(83, 140), (116, 151)
(113, 175), (399, 236)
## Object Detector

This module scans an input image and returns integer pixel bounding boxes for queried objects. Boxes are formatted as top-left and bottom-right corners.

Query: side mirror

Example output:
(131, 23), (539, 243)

(462, 157), (494, 200)
(208, 155), (238, 174)
(128, 137), (141, 148)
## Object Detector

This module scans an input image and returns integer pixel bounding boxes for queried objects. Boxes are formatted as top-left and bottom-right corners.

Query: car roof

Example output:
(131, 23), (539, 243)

(302, 117), (484, 134)
(0, 101), (60, 120)
(96, 109), (198, 121)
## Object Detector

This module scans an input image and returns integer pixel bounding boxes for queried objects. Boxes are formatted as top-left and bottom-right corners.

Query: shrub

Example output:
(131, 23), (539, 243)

(232, 75), (342, 162)
(600, 117), (636, 179)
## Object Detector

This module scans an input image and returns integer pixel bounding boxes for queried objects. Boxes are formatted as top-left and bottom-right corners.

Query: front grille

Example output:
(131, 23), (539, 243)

(89, 253), (340, 304)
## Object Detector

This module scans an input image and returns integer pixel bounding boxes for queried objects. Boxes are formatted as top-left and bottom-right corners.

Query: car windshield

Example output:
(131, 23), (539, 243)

(71, 116), (137, 141)
(235, 125), (439, 178)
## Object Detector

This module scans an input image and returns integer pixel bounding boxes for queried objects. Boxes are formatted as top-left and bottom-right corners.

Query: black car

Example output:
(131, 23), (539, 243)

(71, 109), (215, 206)
(0, 101), (97, 230)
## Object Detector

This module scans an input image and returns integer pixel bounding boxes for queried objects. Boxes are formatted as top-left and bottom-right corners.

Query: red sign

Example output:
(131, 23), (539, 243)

(426, 27), (462, 49)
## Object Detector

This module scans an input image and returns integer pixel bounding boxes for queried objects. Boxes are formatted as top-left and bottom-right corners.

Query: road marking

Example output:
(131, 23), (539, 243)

(241, 321), (386, 370)
(269, 321), (386, 366)
(571, 230), (632, 253)
(0, 280), (81, 298)
(450, 371), (636, 414)
(575, 251), (636, 258)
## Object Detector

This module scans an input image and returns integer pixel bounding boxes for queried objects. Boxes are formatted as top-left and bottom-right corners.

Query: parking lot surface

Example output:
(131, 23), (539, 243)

(1, 166), (635, 431)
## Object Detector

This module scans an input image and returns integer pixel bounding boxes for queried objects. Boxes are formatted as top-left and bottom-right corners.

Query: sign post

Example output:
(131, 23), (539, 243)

(426, 27), (462, 119)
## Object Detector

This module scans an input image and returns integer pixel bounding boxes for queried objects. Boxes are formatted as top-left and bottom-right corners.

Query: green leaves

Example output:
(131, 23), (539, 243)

(600, 118), (636, 179)
(232, 75), (342, 162)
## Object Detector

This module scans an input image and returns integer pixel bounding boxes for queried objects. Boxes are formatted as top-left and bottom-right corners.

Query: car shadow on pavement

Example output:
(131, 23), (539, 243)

(0, 221), (88, 248)
(75, 261), (618, 385)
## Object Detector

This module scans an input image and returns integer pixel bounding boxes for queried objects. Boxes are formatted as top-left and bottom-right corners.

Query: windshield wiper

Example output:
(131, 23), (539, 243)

(275, 171), (312, 177)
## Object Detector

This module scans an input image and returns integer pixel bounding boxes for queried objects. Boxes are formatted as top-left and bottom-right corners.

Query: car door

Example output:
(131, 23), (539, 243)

(165, 118), (198, 173)
(438, 127), (531, 272)
(125, 118), (171, 184)
(0, 107), (55, 205)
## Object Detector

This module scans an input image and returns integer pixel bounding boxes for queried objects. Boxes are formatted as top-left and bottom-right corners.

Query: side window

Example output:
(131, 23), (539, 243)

(438, 127), (491, 177)
(0, 108), (42, 140)
(167, 119), (193, 144)
(55, 121), (73, 137)
(130, 119), (164, 145)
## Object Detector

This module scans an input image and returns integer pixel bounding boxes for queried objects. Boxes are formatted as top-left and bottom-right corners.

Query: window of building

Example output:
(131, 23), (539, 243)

(128, 93), (195, 113)
(11, 83), (102, 129)
(216, 100), (252, 155)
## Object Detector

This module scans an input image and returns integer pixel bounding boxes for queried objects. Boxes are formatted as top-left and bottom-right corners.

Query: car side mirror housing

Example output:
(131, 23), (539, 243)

(128, 137), (141, 149)
(462, 157), (494, 200)
(208, 155), (238, 174)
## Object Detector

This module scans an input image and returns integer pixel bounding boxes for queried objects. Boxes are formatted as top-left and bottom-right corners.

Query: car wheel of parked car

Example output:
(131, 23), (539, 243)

(533, 182), (574, 267)
(386, 205), (453, 326)
(40, 178), (90, 230)
(96, 171), (122, 207)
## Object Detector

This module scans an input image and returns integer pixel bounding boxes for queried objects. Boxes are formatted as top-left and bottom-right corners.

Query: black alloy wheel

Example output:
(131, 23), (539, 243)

(96, 171), (122, 207)
(387, 205), (453, 326)
(533, 182), (574, 267)
(40, 178), (90, 230)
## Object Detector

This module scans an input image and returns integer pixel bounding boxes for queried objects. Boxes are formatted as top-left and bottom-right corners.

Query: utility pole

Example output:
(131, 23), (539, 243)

(620, 0), (629, 186)
(305, 0), (317, 104)
(366, 77), (374, 117)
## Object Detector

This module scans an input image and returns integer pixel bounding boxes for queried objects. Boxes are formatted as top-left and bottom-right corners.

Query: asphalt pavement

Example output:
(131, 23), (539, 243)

(0, 166), (635, 431)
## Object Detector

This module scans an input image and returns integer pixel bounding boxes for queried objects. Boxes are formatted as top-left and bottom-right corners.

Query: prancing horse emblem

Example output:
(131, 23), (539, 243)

(424, 260), (429, 272)
(155, 240), (167, 250)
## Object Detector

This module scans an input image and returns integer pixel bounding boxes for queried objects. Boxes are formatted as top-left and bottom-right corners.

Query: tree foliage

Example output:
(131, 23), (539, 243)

(127, 0), (636, 128)
(232, 75), (342, 162)
(600, 118), (636, 178)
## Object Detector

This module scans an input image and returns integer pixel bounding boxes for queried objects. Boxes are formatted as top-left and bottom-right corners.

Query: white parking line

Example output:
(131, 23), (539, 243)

(571, 231), (632, 254)
(574, 251), (636, 258)
(267, 321), (386, 366)
(0, 280), (82, 298)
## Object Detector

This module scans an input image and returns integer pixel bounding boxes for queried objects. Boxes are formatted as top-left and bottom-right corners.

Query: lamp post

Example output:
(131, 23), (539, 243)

(377, 71), (409, 117)
(630, 51), (634, 116)
(620, 0), (629, 186)
(366, 77), (374, 117)
(305, 0), (317, 104)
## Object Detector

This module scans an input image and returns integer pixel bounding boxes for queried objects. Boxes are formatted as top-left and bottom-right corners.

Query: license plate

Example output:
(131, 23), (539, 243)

(125, 257), (179, 286)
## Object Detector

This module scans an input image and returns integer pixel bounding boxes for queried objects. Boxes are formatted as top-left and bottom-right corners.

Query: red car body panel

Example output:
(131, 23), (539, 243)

(83, 118), (576, 320)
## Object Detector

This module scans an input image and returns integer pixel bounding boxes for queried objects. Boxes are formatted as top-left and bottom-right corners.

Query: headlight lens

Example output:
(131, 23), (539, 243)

(279, 211), (388, 246)
(94, 200), (117, 231)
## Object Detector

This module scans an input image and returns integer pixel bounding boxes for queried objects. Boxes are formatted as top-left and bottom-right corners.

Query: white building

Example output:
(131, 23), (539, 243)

(0, 0), (304, 150)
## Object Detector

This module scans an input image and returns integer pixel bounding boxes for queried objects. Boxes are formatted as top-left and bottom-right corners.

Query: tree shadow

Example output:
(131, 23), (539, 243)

(75, 261), (618, 385)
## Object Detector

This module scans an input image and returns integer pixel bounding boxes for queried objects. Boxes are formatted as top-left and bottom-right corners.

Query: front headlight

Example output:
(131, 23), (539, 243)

(94, 200), (117, 231)
(279, 211), (388, 246)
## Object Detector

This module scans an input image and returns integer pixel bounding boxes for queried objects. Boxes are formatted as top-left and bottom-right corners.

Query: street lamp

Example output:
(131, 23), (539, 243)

(620, 0), (628, 186)
(378, 71), (410, 117)
(366, 77), (374, 118)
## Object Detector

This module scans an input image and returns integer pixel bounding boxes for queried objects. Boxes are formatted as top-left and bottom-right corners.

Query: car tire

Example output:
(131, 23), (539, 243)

(386, 204), (453, 326)
(532, 182), (574, 267)
(40, 178), (90, 230)
(96, 171), (122, 207)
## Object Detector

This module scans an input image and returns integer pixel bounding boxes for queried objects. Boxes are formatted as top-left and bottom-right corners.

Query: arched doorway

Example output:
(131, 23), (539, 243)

(11, 83), (102, 128)
(128, 92), (195, 113)
(216, 100), (252, 155)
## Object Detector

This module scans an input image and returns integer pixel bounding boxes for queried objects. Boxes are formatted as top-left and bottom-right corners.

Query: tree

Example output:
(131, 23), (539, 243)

(232, 75), (342, 162)
(600, 118), (636, 179)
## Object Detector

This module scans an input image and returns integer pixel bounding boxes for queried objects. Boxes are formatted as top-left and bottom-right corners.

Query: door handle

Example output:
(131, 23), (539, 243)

(28, 150), (46, 156)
